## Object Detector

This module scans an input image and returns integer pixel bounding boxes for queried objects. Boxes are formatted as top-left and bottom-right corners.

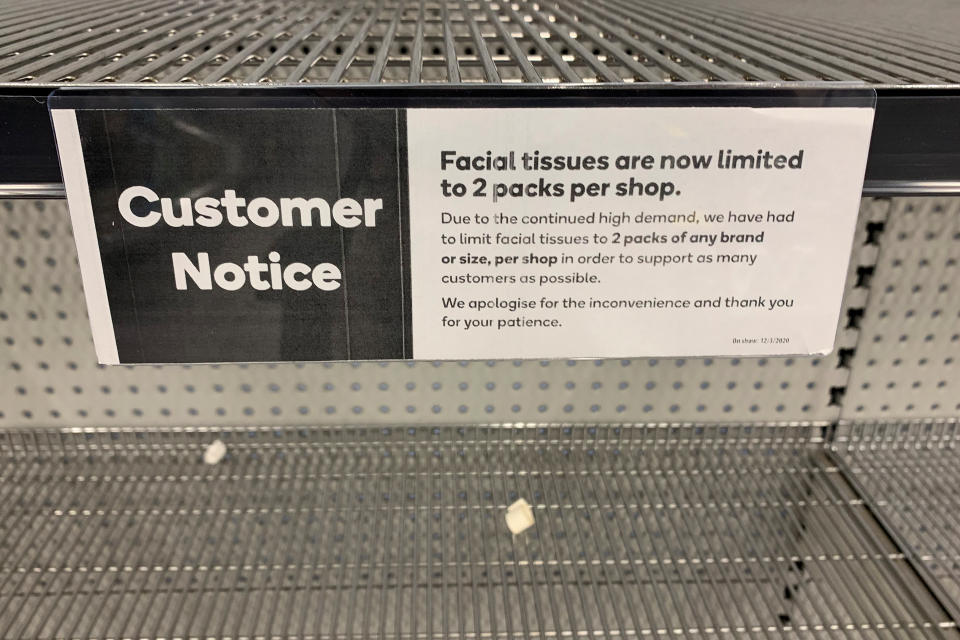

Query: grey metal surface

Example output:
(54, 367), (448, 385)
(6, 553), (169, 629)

(0, 185), (65, 199)
(0, 424), (954, 639)
(0, 197), (887, 427)
(835, 421), (960, 628)
(695, 0), (960, 48)
(0, 0), (957, 85)
(841, 198), (960, 421)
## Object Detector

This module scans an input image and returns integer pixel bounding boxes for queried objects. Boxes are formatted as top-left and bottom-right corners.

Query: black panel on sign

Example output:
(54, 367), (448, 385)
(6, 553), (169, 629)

(76, 108), (411, 363)
(335, 109), (408, 360)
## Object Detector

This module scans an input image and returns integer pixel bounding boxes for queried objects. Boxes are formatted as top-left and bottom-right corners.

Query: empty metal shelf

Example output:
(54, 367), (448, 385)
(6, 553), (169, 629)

(0, 424), (954, 639)
(836, 421), (960, 628)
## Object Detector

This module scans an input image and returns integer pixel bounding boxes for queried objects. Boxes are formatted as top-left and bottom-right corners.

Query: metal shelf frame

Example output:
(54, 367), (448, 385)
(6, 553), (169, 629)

(1, 1), (960, 636)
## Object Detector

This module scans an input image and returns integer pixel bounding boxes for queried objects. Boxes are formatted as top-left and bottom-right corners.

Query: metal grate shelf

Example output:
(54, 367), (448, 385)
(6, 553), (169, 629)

(0, 0), (958, 191)
(0, 424), (955, 639)
(836, 421), (960, 627)
(0, 0), (958, 85)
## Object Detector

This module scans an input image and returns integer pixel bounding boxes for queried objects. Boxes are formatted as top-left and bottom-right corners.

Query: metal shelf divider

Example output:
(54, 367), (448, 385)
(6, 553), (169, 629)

(834, 421), (960, 630)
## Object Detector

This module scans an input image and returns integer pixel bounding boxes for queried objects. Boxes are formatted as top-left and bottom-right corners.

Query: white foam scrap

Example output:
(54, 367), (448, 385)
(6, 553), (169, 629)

(505, 498), (535, 535)
(203, 439), (227, 465)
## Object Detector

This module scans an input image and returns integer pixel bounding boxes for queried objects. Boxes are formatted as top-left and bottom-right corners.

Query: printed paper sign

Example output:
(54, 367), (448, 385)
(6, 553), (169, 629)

(406, 106), (874, 359)
(51, 90), (874, 363)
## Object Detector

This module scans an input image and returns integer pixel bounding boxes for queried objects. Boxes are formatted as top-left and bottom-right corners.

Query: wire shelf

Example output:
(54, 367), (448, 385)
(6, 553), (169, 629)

(837, 421), (960, 626)
(2, 1), (959, 192)
(0, 424), (954, 639)
(0, 0), (958, 86)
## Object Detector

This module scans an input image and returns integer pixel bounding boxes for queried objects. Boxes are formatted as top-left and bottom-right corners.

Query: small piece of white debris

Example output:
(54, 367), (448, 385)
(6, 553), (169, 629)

(203, 439), (227, 465)
(505, 498), (535, 535)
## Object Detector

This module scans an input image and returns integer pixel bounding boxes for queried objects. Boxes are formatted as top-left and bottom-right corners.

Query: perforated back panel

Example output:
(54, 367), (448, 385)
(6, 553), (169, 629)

(0, 198), (890, 428)
(842, 198), (960, 421)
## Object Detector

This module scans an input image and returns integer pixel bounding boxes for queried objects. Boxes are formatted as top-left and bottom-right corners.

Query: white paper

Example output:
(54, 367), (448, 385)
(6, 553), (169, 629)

(406, 106), (874, 359)
(51, 109), (120, 364)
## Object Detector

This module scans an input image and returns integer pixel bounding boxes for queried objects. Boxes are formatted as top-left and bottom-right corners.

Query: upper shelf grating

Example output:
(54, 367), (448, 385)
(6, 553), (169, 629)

(1, 0), (959, 86)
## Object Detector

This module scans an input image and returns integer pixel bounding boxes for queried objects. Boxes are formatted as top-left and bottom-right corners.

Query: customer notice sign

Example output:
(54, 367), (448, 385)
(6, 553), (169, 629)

(50, 88), (875, 364)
